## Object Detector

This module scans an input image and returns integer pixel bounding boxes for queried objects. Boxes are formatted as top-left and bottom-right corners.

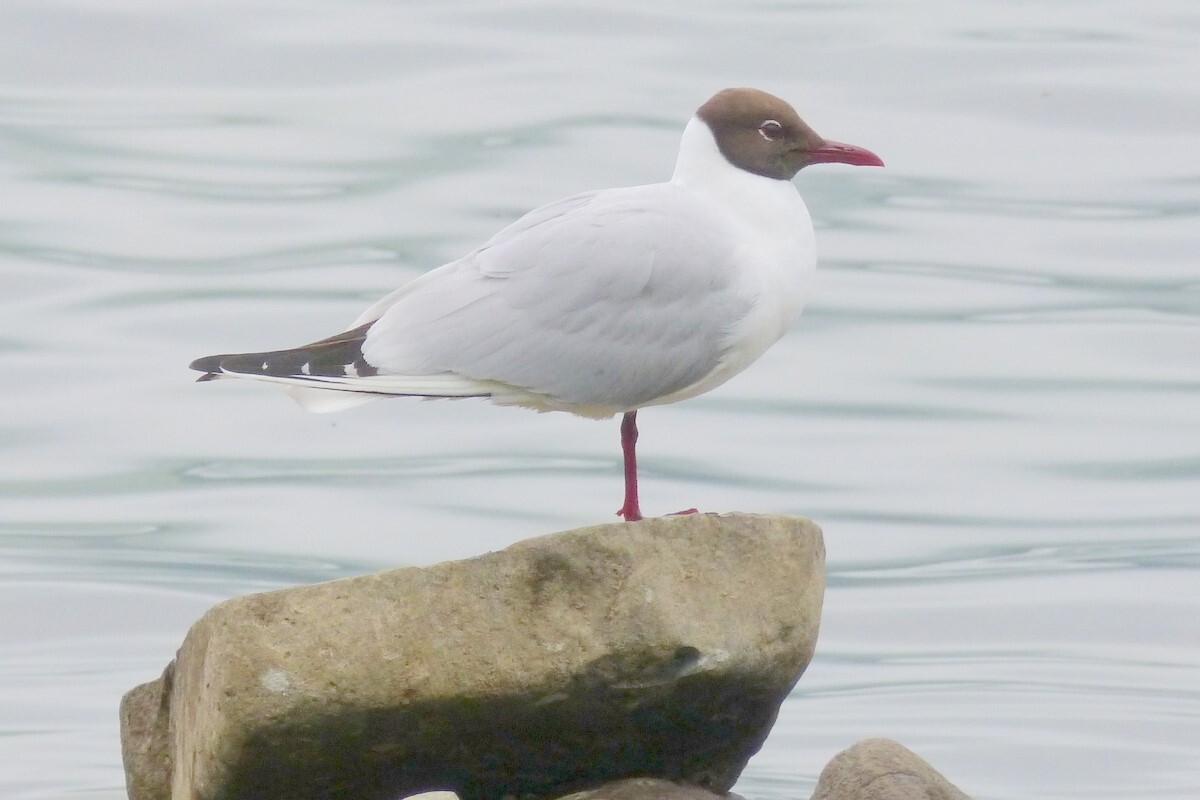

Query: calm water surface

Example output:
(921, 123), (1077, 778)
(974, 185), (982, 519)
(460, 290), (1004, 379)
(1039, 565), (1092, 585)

(1, 1), (1198, 798)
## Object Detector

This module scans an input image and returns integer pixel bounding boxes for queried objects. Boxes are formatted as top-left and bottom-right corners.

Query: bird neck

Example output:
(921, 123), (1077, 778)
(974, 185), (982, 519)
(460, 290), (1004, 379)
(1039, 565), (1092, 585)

(670, 116), (809, 233)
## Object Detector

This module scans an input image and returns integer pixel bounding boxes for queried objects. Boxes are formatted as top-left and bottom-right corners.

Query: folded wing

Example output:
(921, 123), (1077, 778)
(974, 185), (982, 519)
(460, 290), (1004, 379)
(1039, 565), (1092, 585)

(191, 183), (753, 418)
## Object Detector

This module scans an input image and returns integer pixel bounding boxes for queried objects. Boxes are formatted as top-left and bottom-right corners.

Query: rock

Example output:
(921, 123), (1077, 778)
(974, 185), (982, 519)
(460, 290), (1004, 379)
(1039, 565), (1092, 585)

(811, 738), (972, 800)
(120, 513), (825, 800)
(555, 777), (741, 800)
(118, 665), (173, 800)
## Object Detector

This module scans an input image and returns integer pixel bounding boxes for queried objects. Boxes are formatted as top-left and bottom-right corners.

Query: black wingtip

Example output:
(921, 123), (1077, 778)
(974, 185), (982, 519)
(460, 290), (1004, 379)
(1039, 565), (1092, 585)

(186, 324), (377, 382)
(190, 353), (227, 383)
(189, 354), (223, 373)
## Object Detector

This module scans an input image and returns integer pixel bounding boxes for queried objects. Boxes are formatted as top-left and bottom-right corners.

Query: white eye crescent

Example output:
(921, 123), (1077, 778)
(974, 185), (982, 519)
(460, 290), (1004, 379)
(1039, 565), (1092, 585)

(758, 119), (784, 141)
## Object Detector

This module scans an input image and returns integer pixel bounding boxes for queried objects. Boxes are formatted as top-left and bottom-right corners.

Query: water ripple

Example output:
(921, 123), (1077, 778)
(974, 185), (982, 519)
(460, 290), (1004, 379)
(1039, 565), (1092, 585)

(180, 454), (609, 483)
(919, 376), (1200, 394)
(960, 27), (1130, 45)
(0, 455), (608, 497)
(690, 396), (1006, 421)
(835, 258), (1200, 294)
(62, 172), (376, 202)
(1044, 455), (1200, 481)
(818, 507), (1200, 530)
(828, 538), (1200, 586)
(0, 522), (370, 590)
(0, 240), (420, 276)
(872, 176), (1199, 222)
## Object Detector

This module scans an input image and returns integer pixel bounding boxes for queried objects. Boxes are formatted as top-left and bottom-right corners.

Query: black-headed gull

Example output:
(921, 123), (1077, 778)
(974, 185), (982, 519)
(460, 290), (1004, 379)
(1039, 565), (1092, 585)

(191, 88), (883, 521)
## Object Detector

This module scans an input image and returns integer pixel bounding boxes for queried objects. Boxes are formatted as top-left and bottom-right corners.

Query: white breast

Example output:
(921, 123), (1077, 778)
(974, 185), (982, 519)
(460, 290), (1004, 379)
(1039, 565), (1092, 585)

(644, 116), (817, 407)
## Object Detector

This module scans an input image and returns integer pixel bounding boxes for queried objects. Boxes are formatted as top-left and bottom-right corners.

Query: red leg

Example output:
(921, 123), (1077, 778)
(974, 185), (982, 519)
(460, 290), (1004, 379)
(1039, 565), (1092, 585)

(616, 411), (643, 521)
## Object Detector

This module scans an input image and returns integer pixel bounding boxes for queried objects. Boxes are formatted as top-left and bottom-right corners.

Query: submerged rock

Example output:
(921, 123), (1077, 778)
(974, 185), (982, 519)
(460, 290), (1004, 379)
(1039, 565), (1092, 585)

(554, 778), (742, 800)
(120, 513), (825, 800)
(811, 738), (972, 800)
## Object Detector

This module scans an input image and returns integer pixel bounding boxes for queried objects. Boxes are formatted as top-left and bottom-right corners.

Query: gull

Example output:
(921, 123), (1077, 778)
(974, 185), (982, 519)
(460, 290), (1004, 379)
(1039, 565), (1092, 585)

(190, 87), (883, 521)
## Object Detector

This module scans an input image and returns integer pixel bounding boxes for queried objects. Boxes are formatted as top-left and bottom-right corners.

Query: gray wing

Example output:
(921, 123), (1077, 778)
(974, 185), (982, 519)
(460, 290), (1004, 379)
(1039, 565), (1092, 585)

(361, 183), (751, 410)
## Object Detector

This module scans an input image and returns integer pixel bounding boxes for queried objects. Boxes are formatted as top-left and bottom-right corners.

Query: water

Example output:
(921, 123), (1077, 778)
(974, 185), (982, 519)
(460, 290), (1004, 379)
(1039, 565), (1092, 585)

(1, 1), (1198, 798)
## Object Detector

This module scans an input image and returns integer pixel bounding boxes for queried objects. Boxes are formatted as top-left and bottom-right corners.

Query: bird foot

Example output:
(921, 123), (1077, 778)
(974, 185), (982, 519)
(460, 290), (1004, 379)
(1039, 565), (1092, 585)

(616, 506), (696, 522)
(616, 505), (643, 522)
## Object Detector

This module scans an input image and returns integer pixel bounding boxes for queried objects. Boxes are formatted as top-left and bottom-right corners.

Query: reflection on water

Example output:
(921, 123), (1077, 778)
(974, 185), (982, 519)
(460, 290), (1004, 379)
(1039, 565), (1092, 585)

(1, 1), (1198, 799)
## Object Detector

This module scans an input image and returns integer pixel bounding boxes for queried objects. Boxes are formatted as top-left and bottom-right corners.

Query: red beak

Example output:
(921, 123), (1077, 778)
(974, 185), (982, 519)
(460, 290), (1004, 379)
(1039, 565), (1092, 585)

(809, 139), (885, 167)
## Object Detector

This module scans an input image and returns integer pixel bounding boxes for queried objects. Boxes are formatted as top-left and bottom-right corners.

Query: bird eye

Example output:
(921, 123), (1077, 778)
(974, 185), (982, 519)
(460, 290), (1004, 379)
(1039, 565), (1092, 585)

(758, 120), (784, 141)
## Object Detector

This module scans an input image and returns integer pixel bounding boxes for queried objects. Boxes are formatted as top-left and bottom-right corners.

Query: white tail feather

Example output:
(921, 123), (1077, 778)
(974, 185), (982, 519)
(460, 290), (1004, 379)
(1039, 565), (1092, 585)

(211, 367), (619, 419)
(213, 368), (525, 408)
(286, 386), (381, 413)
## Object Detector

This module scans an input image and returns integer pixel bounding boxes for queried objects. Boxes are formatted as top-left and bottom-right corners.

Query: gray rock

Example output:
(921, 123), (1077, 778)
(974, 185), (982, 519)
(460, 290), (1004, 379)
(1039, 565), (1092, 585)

(120, 513), (824, 800)
(118, 665), (173, 800)
(811, 738), (972, 800)
(555, 777), (741, 800)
